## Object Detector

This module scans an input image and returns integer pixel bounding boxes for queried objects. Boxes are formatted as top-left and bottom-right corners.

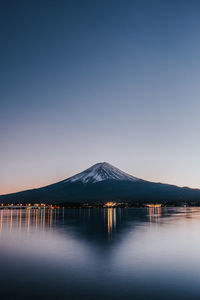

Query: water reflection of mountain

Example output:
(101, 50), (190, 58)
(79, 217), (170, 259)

(0, 207), (175, 245)
(1, 207), (195, 247)
(1, 207), (200, 300)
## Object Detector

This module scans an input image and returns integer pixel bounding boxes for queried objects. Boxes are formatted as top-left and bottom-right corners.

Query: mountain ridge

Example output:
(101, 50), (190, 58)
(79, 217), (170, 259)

(1, 162), (200, 205)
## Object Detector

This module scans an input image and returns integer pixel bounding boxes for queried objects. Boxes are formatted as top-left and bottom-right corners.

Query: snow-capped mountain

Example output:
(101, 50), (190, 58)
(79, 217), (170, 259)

(1, 162), (200, 205)
(64, 162), (139, 184)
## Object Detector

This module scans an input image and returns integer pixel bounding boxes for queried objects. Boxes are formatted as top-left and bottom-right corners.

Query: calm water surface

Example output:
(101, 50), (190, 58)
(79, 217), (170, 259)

(1, 207), (200, 299)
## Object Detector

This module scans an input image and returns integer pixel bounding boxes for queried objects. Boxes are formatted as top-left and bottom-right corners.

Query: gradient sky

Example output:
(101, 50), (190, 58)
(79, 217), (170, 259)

(1, 0), (200, 194)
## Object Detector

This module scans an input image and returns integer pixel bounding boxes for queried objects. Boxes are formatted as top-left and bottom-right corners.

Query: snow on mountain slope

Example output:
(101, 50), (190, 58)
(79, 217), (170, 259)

(64, 162), (140, 184)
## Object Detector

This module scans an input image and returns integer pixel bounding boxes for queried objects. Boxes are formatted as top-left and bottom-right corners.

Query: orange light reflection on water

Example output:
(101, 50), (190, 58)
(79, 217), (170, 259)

(0, 208), (62, 233)
(107, 208), (116, 239)
(148, 206), (162, 223)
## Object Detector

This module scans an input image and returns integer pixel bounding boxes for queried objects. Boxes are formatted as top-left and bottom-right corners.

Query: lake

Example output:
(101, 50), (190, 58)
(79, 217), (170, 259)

(1, 207), (200, 299)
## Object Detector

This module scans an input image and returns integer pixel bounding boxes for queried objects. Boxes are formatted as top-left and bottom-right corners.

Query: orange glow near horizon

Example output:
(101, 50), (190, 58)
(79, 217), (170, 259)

(0, 174), (72, 195)
(104, 202), (117, 208)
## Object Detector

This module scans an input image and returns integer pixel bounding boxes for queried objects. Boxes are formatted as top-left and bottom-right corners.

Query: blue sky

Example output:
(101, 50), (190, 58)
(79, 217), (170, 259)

(1, 0), (200, 193)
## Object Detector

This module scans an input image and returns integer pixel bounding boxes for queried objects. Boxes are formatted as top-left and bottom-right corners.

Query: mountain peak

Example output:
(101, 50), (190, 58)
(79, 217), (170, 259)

(64, 162), (139, 184)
